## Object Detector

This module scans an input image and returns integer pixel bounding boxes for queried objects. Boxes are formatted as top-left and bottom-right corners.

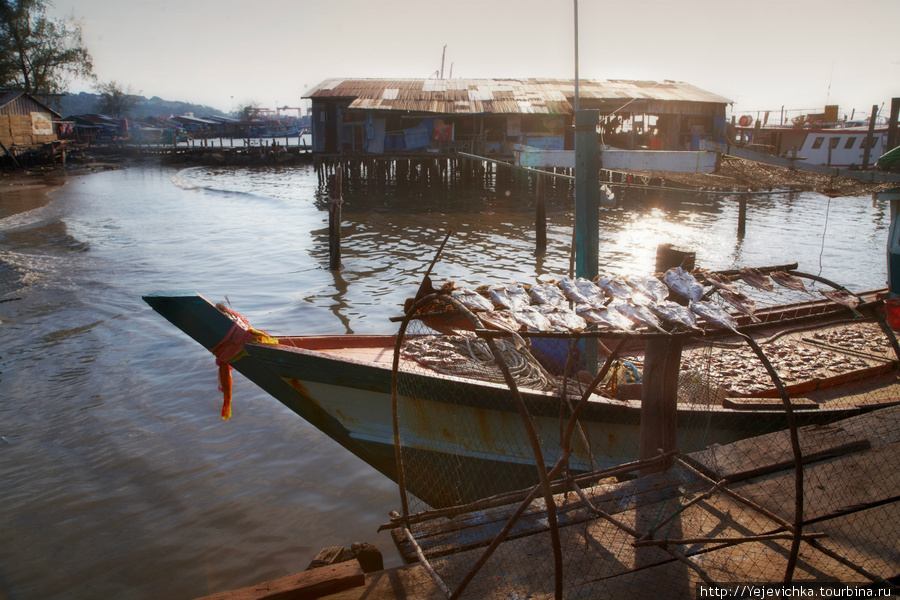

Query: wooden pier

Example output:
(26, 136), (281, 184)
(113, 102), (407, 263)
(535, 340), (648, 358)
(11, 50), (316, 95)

(195, 402), (899, 600)
(372, 403), (900, 598)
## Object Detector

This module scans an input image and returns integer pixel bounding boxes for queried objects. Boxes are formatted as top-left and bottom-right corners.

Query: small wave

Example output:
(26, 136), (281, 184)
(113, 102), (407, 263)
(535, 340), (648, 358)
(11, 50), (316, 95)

(170, 167), (203, 190)
(171, 167), (275, 202)
(0, 203), (59, 234)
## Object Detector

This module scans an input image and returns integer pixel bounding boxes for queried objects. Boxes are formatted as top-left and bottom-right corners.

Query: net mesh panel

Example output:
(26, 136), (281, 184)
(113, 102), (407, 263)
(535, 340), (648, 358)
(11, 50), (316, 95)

(391, 275), (900, 599)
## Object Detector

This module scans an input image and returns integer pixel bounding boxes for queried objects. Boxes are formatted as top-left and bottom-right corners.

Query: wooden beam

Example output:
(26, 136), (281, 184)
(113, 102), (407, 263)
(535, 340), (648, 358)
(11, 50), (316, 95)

(193, 561), (365, 600)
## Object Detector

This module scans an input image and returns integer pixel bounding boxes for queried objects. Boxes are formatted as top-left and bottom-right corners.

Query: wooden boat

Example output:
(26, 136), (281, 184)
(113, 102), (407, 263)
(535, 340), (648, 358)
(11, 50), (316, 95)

(144, 283), (900, 509)
(736, 120), (889, 168)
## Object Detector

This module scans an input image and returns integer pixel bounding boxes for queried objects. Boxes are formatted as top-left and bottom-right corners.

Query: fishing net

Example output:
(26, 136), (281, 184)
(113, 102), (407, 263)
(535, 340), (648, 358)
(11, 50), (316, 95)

(388, 271), (900, 599)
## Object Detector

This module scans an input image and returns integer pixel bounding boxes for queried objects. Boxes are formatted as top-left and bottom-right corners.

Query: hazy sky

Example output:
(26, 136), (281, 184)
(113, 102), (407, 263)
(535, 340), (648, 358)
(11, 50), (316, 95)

(50, 0), (900, 119)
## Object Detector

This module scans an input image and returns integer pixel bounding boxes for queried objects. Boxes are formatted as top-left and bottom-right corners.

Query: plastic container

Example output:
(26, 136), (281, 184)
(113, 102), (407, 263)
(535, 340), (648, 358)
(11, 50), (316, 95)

(885, 297), (900, 329)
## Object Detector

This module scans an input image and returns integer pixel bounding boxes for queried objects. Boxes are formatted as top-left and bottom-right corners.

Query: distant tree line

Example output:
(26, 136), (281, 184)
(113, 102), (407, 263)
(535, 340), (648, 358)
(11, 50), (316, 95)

(60, 91), (228, 120)
(1, 0), (228, 119)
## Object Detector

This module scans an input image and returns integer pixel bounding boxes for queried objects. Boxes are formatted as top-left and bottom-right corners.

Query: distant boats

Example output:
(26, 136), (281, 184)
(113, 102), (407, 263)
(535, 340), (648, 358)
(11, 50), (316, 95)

(248, 126), (310, 138)
(737, 118), (890, 169)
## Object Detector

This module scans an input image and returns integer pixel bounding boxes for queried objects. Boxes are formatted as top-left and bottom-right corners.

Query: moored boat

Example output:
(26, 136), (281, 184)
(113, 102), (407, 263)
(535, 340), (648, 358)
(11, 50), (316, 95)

(144, 271), (900, 508)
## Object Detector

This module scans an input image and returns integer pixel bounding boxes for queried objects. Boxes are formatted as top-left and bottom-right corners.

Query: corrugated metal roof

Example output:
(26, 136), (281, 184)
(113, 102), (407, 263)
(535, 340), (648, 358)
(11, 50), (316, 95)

(0, 91), (62, 117)
(303, 78), (731, 115)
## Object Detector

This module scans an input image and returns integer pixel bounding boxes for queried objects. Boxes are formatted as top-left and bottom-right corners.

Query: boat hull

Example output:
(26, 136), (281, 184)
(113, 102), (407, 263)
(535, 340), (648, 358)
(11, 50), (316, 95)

(144, 292), (889, 508)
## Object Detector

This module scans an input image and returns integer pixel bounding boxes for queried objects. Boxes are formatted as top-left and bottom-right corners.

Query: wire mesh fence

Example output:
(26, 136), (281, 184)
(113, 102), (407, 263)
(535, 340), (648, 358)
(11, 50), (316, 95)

(388, 268), (900, 599)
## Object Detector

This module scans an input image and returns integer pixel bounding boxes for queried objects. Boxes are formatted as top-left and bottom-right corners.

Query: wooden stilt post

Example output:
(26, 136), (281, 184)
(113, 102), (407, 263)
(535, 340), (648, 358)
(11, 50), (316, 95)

(737, 196), (747, 238)
(639, 336), (681, 476)
(863, 104), (879, 170)
(535, 172), (547, 256)
(328, 168), (343, 271)
(887, 98), (900, 153)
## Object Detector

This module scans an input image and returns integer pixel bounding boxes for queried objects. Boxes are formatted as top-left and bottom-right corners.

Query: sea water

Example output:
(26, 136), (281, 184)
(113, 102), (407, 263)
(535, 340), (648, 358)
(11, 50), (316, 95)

(0, 164), (890, 599)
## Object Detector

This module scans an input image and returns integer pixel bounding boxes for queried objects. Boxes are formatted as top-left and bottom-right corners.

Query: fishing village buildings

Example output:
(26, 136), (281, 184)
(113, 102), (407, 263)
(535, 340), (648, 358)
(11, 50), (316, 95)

(303, 77), (731, 157)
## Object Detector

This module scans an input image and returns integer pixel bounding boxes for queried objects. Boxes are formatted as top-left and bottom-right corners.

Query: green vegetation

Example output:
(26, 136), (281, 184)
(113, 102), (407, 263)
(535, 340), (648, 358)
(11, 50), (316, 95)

(0, 0), (93, 95)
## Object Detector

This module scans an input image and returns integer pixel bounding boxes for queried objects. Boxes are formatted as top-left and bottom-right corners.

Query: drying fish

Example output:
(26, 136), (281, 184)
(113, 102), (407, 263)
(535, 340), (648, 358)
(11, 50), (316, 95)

(819, 288), (861, 310)
(663, 267), (704, 302)
(689, 300), (741, 333)
(487, 285), (527, 311)
(594, 274), (636, 302)
(506, 283), (532, 311)
(625, 274), (670, 304)
(771, 271), (809, 294)
(614, 303), (668, 334)
(538, 306), (587, 331)
(574, 277), (607, 305)
(559, 277), (605, 305)
(557, 277), (591, 304)
(739, 267), (775, 292)
(449, 287), (494, 312)
(509, 306), (552, 331)
(718, 289), (761, 323)
(700, 270), (738, 293)
(478, 310), (522, 332)
(576, 305), (634, 331)
(529, 282), (568, 308)
(648, 300), (700, 331)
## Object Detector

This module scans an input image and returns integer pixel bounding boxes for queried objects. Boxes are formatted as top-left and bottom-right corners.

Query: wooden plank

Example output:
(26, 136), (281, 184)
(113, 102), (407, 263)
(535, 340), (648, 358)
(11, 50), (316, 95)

(192, 561), (365, 600)
(722, 397), (819, 410)
(323, 564), (445, 600)
(684, 404), (900, 482)
(734, 441), (900, 525)
(394, 468), (698, 562)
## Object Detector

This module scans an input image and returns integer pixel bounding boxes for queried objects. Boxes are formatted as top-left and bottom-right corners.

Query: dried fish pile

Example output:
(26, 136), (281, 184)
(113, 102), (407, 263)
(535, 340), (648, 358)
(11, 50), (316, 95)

(401, 334), (555, 391)
(680, 324), (884, 396)
(809, 323), (892, 356)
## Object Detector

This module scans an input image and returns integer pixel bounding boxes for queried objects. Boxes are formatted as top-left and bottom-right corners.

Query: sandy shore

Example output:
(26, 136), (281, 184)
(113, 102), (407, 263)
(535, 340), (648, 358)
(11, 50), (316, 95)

(0, 168), (69, 220)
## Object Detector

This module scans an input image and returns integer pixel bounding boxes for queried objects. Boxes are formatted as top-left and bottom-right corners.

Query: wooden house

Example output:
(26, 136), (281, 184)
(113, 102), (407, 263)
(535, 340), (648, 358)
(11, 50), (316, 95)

(303, 78), (731, 159)
(0, 91), (61, 154)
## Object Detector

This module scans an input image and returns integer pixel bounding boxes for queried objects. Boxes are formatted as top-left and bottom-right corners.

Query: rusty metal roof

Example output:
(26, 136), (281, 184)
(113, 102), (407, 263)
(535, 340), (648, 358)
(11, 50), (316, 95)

(0, 91), (62, 117)
(303, 78), (731, 115)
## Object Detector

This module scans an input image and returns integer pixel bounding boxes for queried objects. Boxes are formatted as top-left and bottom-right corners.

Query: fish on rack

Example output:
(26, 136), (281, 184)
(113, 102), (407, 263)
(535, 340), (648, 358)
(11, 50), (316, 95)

(718, 289), (761, 323)
(506, 283), (532, 311)
(771, 271), (809, 294)
(528, 282), (568, 308)
(509, 306), (553, 332)
(648, 300), (701, 331)
(538, 306), (587, 331)
(699, 270), (739, 294)
(594, 274), (637, 303)
(478, 310), (522, 332)
(625, 274), (670, 304)
(819, 288), (861, 311)
(486, 284), (529, 311)
(450, 287), (494, 312)
(575, 305), (635, 331)
(689, 300), (742, 334)
(739, 267), (775, 292)
(663, 267), (705, 302)
(614, 302), (669, 334)
(558, 277), (605, 306)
